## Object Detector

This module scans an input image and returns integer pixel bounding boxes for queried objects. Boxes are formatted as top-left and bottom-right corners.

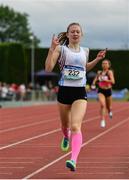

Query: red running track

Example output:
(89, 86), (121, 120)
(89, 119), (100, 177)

(0, 101), (129, 179)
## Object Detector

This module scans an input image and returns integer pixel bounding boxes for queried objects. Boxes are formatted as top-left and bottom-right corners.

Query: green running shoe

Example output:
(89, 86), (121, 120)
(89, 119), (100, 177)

(61, 137), (69, 152)
(66, 160), (76, 171)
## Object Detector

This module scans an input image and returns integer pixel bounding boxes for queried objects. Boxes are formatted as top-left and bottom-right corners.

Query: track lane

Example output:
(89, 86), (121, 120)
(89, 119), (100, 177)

(0, 102), (128, 179)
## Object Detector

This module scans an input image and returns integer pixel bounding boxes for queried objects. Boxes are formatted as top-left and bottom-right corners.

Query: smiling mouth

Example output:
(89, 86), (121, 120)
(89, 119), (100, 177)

(73, 37), (78, 40)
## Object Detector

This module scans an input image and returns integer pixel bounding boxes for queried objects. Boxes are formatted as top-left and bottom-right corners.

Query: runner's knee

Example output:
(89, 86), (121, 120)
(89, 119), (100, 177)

(71, 123), (81, 133)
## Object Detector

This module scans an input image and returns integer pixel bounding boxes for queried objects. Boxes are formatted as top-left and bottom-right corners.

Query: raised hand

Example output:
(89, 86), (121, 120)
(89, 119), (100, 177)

(50, 34), (60, 51)
(96, 48), (107, 60)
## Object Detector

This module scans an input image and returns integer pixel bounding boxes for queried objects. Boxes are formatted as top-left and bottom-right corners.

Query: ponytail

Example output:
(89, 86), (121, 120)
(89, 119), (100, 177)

(57, 32), (69, 46)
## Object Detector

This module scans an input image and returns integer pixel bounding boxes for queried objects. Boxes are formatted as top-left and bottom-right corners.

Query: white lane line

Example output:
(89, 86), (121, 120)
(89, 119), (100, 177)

(0, 106), (128, 151)
(0, 162), (33, 164)
(0, 157), (43, 159)
(0, 104), (126, 134)
(22, 116), (129, 179)
(11, 145), (59, 148)
(0, 116), (101, 151)
(0, 167), (24, 169)
(0, 118), (58, 134)
(84, 106), (128, 122)
(0, 116), (99, 151)
(79, 156), (129, 160)
(1, 109), (58, 124)
(77, 166), (128, 169)
(87, 145), (129, 148)
(1, 105), (127, 134)
(0, 172), (12, 175)
(0, 108), (98, 134)
(0, 129), (60, 150)
(78, 161), (129, 164)
(58, 172), (125, 175)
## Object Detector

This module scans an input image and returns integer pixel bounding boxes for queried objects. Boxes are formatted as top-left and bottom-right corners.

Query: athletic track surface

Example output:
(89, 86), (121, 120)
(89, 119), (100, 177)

(0, 101), (129, 179)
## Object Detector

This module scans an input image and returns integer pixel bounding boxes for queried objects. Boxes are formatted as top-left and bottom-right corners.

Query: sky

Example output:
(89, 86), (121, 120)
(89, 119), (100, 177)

(0, 0), (129, 49)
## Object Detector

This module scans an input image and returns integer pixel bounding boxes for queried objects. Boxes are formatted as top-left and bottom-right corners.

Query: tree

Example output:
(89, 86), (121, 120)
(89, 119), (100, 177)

(0, 5), (40, 47)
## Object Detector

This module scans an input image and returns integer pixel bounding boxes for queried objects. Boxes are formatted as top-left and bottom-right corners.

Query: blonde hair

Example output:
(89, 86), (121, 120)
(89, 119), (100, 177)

(57, 22), (82, 46)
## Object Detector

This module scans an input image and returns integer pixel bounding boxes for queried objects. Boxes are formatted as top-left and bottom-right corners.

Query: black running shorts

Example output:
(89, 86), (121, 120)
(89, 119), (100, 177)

(98, 87), (112, 97)
(57, 86), (87, 105)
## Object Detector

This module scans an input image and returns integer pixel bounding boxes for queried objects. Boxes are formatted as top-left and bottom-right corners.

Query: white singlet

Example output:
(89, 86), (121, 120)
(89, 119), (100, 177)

(58, 45), (89, 87)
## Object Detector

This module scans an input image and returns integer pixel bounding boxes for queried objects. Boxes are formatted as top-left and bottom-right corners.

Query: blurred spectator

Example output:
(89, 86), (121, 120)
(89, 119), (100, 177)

(1, 83), (8, 100)
(0, 82), (2, 99)
(18, 84), (26, 101)
(0, 81), (58, 102)
(41, 84), (49, 100)
(35, 83), (41, 100)
(26, 83), (33, 101)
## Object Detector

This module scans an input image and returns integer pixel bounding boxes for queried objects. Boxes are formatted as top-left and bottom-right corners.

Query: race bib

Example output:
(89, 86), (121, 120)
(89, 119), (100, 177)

(64, 66), (85, 80)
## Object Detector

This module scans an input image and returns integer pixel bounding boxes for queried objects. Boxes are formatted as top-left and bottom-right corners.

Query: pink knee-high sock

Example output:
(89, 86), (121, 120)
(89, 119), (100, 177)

(62, 127), (71, 139)
(71, 132), (82, 163)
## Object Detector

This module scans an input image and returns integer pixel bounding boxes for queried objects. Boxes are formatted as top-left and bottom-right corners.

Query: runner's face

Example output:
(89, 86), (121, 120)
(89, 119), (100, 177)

(67, 25), (82, 44)
(102, 61), (110, 70)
